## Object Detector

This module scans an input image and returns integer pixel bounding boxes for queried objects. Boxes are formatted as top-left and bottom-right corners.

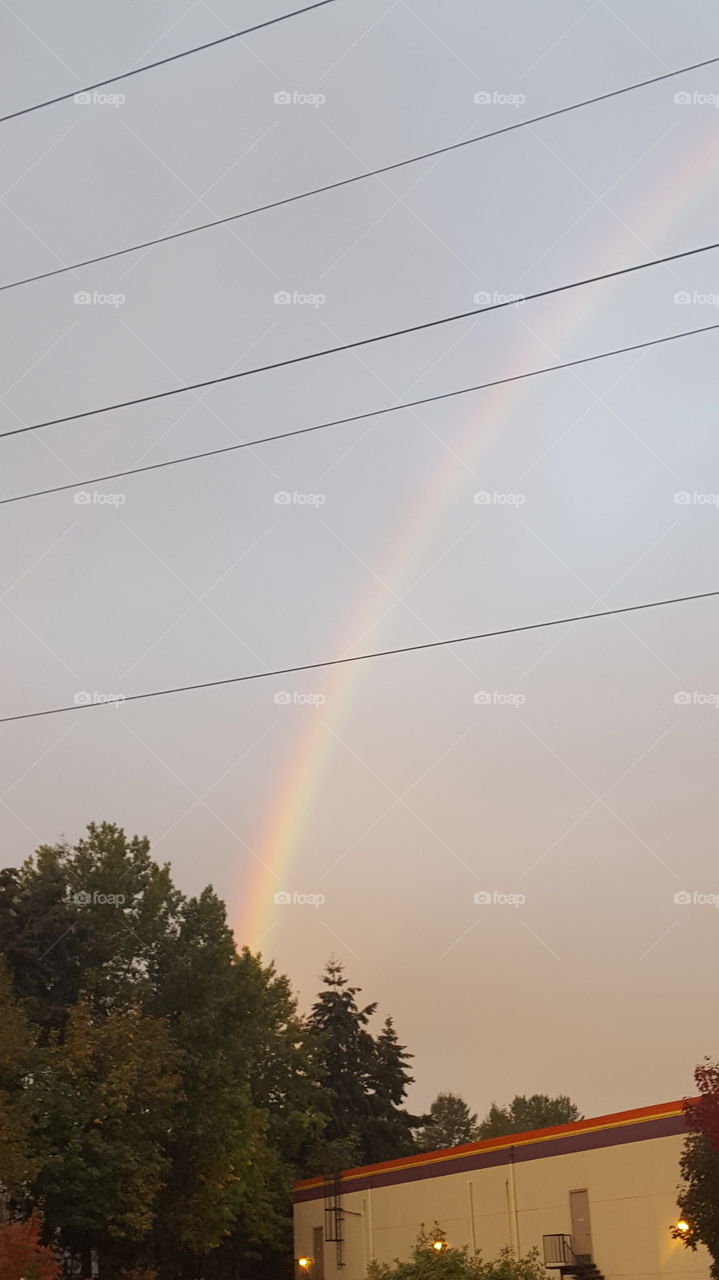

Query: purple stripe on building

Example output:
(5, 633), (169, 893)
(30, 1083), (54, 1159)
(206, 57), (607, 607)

(292, 1112), (688, 1204)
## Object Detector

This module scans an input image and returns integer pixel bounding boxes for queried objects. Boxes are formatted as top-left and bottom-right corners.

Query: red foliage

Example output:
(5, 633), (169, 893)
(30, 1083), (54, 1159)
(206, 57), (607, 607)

(0, 1215), (62, 1280)
(686, 1060), (719, 1149)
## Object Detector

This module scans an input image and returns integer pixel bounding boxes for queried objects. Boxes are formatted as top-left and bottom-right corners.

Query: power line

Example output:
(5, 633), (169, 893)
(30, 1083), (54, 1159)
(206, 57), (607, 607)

(2, 54), (718, 293)
(0, 0), (340, 126)
(3, 240), (718, 442)
(3, 320), (717, 507)
(1, 589), (716, 726)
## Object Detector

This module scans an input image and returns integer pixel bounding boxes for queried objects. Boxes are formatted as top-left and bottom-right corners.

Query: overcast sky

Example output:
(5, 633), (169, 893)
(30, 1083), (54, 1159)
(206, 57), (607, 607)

(2, 0), (719, 1124)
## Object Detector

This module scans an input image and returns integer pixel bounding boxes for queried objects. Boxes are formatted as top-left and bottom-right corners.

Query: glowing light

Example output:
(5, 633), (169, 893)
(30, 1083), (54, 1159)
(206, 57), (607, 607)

(298, 1259), (312, 1269)
(676, 1221), (690, 1234)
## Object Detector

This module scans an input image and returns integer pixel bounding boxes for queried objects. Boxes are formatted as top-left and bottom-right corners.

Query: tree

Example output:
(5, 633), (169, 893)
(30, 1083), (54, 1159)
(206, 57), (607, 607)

(1, 824), (319, 1280)
(0, 824), (182, 1038)
(0, 960), (35, 1194)
(308, 958), (378, 1164)
(31, 1000), (180, 1276)
(415, 1093), (479, 1152)
(147, 888), (259, 1272)
(366, 1225), (547, 1280)
(478, 1095), (582, 1138)
(363, 1017), (422, 1163)
(674, 1060), (719, 1277)
(212, 948), (328, 1276)
(308, 960), (420, 1167)
(0, 1215), (61, 1280)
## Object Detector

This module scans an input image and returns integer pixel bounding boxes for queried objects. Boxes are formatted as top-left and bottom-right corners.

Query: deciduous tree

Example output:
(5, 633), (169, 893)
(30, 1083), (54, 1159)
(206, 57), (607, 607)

(478, 1095), (581, 1138)
(415, 1093), (479, 1152)
(674, 1060), (719, 1277)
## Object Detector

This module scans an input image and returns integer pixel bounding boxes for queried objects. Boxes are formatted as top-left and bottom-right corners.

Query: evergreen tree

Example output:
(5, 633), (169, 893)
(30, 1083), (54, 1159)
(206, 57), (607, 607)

(308, 958), (377, 1164)
(364, 1017), (422, 1163)
(308, 959), (419, 1166)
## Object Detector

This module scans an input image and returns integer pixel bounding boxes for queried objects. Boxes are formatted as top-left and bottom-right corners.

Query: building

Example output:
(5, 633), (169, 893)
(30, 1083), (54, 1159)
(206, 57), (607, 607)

(293, 1099), (708, 1280)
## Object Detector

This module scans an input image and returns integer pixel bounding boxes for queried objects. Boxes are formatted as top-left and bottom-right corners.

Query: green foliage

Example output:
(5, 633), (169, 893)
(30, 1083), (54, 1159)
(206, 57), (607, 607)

(366, 1226), (546, 1280)
(478, 1095), (582, 1138)
(0, 825), (425, 1280)
(31, 1000), (180, 1243)
(415, 1093), (479, 1151)
(674, 1130), (719, 1272)
(307, 959), (420, 1167)
(674, 1061), (719, 1278)
(0, 959), (36, 1190)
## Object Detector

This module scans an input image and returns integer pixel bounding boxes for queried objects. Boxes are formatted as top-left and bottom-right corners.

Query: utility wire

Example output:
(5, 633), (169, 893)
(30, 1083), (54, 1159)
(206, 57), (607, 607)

(1, 590), (716, 725)
(2, 240), (718, 442)
(2, 320), (717, 507)
(0, 0), (340, 126)
(2, 54), (718, 292)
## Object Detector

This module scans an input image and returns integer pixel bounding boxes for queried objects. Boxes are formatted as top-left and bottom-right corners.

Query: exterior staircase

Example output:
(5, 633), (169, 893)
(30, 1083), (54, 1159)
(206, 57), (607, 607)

(543, 1234), (606, 1280)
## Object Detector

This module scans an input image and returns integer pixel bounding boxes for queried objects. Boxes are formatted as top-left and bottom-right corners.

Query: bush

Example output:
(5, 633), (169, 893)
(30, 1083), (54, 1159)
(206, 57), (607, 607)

(367, 1226), (547, 1280)
(0, 1216), (62, 1280)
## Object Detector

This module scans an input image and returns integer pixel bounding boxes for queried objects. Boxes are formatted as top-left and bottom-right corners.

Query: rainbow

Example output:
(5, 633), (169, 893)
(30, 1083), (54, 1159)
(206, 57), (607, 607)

(240, 129), (718, 949)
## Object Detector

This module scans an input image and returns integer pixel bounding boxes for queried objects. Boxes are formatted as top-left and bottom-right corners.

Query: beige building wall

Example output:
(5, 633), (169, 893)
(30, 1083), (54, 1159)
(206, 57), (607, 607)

(294, 1130), (709, 1280)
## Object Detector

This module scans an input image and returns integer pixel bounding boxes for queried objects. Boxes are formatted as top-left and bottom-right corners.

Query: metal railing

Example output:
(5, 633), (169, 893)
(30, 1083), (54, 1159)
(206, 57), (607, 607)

(543, 1234), (576, 1267)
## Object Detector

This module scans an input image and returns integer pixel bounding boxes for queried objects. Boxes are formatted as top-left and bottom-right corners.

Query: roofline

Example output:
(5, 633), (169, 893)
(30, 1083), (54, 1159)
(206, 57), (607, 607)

(293, 1097), (693, 1194)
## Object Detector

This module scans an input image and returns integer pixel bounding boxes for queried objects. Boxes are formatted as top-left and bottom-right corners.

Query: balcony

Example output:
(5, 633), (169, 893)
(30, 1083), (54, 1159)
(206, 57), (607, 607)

(542, 1235), (604, 1280)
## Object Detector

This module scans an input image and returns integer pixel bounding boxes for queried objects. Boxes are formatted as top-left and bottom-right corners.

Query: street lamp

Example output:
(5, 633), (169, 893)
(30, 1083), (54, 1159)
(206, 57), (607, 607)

(297, 1259), (313, 1270)
(432, 1240), (448, 1252)
(675, 1221), (690, 1234)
